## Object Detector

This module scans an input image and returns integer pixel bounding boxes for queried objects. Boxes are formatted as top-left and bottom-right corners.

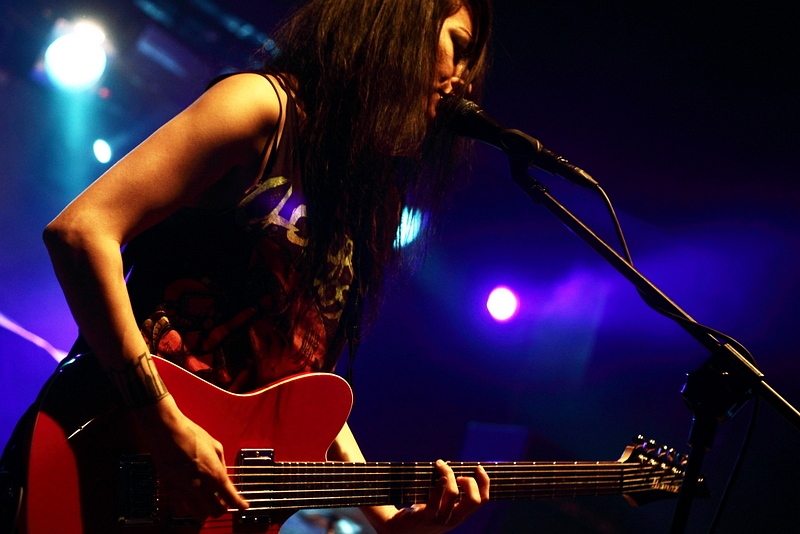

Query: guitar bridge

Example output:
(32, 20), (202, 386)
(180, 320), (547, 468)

(117, 454), (158, 525)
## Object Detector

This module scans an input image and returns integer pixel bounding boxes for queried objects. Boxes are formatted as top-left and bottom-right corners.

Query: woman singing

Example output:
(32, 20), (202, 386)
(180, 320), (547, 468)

(2, 0), (492, 532)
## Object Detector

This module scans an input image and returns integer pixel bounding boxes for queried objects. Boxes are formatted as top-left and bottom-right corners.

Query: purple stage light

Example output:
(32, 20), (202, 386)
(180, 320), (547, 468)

(487, 286), (519, 322)
(0, 311), (67, 362)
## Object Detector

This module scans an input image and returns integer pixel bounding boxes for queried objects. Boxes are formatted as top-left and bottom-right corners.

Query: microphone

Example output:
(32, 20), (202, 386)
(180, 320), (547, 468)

(440, 95), (598, 189)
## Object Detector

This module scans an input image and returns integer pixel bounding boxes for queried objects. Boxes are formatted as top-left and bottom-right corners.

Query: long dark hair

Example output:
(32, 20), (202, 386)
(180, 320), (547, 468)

(261, 0), (492, 354)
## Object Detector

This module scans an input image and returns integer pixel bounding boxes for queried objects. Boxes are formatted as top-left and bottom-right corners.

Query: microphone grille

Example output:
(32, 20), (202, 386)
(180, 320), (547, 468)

(438, 94), (480, 118)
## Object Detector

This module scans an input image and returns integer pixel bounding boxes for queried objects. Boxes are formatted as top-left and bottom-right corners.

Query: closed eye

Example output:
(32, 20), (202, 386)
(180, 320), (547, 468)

(452, 33), (472, 64)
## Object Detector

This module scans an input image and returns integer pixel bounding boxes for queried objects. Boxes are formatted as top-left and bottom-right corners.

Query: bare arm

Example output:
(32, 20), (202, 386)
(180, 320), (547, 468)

(43, 73), (284, 518)
(44, 73), (280, 372)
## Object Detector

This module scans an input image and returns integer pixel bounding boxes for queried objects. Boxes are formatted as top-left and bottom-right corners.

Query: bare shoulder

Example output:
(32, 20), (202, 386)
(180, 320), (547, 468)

(184, 72), (285, 144)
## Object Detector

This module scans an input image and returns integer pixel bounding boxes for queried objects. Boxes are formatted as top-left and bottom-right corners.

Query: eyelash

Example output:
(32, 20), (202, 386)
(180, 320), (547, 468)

(453, 37), (470, 63)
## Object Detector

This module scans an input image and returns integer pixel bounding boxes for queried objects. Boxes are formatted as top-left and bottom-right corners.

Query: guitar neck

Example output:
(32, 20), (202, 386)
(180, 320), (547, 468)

(238, 460), (679, 511)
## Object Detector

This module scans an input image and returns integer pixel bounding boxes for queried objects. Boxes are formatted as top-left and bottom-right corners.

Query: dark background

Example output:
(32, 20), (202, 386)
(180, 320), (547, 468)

(2, 1), (799, 532)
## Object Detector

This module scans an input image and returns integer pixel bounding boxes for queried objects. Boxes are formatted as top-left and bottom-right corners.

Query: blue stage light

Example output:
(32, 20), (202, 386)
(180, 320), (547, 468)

(394, 206), (423, 248)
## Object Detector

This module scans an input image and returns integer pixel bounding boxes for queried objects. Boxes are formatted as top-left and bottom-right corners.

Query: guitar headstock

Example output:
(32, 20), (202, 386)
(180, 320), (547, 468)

(618, 435), (710, 506)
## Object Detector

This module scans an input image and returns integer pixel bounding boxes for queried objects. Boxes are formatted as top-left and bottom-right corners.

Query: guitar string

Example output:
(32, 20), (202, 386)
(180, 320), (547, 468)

(225, 465), (681, 481)
(231, 476), (680, 492)
(225, 462), (679, 474)
(146, 461), (685, 516)
(233, 475), (680, 491)
(228, 465), (670, 478)
(183, 471), (679, 517)
(229, 468), (673, 477)
(226, 473), (684, 509)
(226, 459), (681, 468)
(232, 474), (682, 492)
(235, 481), (680, 494)
(235, 478), (681, 499)
(230, 472), (676, 487)
(153, 472), (682, 508)
(222, 464), (681, 487)
(234, 480), (661, 491)
(229, 478), (683, 511)
(150, 473), (682, 518)
(226, 487), (681, 512)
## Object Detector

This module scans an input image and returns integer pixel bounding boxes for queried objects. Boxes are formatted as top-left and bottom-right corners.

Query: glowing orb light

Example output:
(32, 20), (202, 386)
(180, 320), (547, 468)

(93, 139), (112, 163)
(487, 286), (519, 321)
(43, 22), (108, 91)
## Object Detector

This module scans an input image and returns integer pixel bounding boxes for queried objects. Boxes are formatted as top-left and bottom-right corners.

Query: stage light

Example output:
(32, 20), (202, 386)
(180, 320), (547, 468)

(93, 139), (112, 163)
(394, 206), (423, 248)
(334, 518), (361, 534)
(43, 21), (108, 91)
(487, 286), (519, 322)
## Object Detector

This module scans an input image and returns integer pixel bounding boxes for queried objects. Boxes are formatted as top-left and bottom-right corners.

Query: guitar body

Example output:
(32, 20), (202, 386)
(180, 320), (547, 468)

(22, 354), (353, 533)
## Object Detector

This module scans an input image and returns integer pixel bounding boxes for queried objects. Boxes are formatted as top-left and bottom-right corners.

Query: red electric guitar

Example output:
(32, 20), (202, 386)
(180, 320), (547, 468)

(18, 353), (704, 533)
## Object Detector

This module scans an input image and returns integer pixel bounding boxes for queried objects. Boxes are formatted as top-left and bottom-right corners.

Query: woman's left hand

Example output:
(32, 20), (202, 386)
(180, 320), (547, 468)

(381, 460), (490, 534)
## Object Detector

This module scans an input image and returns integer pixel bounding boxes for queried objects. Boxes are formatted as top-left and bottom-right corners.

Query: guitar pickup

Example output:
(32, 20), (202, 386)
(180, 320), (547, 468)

(117, 454), (158, 525)
(235, 449), (275, 527)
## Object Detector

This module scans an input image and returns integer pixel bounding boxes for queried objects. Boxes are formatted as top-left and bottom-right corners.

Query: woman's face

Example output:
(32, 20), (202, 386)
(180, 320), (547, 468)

(428, 4), (474, 118)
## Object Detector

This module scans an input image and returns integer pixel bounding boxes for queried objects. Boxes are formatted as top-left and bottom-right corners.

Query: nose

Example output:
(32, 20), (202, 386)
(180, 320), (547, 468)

(444, 75), (465, 95)
(446, 60), (468, 92)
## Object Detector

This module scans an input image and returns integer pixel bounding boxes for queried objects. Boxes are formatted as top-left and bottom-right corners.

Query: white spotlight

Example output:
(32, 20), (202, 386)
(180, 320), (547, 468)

(93, 139), (112, 163)
(43, 21), (108, 91)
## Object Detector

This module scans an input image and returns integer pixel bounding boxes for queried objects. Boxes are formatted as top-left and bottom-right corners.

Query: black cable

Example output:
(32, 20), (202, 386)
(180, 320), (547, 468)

(596, 184), (634, 266)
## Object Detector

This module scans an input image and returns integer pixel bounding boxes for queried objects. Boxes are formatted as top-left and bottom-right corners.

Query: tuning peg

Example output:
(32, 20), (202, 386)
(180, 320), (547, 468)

(657, 445), (676, 463)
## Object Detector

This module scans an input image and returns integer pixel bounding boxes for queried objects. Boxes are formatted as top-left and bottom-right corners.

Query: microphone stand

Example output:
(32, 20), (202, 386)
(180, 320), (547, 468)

(494, 130), (800, 533)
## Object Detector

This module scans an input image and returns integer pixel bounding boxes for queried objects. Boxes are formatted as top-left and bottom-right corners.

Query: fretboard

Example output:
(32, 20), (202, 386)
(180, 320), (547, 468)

(234, 460), (681, 511)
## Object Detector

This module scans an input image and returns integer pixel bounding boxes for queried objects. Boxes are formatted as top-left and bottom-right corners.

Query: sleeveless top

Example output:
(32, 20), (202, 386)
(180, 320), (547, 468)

(123, 75), (354, 393)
